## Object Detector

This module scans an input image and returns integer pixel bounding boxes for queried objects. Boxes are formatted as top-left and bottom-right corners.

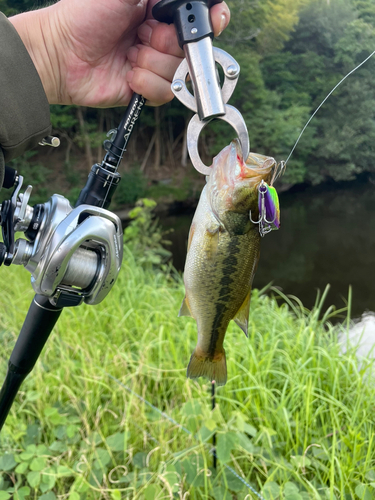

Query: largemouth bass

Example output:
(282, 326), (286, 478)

(180, 139), (277, 386)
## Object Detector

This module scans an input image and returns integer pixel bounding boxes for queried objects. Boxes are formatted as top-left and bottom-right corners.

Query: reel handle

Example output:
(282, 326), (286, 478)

(3, 165), (17, 190)
(153, 0), (222, 48)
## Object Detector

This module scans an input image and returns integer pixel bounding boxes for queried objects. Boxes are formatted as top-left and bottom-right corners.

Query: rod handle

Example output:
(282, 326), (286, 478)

(9, 295), (62, 374)
(0, 369), (25, 431)
(0, 295), (62, 430)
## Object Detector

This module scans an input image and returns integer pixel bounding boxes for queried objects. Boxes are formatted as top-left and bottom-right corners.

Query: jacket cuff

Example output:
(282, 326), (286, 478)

(0, 12), (51, 163)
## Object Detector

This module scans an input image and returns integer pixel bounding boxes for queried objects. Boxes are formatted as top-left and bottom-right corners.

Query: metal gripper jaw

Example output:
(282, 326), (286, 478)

(153, 0), (250, 175)
(172, 47), (250, 175)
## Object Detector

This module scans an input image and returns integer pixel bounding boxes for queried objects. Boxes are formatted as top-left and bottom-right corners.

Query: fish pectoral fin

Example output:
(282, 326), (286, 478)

(205, 221), (221, 259)
(179, 296), (193, 317)
(206, 217), (221, 235)
(187, 223), (196, 252)
(233, 289), (251, 337)
(207, 229), (220, 258)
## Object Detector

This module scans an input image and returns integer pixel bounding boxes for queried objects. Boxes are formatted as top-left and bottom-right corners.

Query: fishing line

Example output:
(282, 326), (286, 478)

(284, 48), (375, 166)
(211, 381), (217, 471)
(105, 372), (265, 500)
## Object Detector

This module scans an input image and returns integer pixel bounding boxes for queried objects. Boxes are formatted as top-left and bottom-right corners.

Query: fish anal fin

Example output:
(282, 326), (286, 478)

(233, 289), (251, 337)
(179, 296), (193, 317)
(187, 348), (227, 386)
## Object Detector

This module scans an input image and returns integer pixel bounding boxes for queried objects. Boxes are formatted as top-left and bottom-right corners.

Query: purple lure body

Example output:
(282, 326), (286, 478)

(258, 182), (280, 230)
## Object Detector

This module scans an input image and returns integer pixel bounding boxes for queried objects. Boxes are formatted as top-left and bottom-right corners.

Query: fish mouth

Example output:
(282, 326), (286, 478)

(232, 139), (276, 183)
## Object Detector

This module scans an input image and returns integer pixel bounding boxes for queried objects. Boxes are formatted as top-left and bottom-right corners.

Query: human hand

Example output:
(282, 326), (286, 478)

(10, 0), (230, 107)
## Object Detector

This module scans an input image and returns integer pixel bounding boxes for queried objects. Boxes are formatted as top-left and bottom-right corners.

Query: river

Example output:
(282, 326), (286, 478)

(161, 177), (375, 321)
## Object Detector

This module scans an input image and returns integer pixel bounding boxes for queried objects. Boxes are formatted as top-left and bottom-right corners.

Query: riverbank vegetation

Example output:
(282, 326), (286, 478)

(1, 205), (375, 499)
(2, 0), (375, 207)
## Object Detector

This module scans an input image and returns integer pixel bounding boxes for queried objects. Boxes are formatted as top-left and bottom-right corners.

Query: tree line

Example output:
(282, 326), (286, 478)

(2, 0), (375, 202)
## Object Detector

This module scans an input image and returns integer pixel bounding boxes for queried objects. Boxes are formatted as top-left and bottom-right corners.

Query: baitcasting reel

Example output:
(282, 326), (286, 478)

(0, 168), (123, 308)
(0, 94), (146, 312)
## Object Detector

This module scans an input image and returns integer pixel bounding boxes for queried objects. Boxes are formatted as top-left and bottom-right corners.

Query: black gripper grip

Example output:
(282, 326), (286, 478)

(152, 0), (223, 48)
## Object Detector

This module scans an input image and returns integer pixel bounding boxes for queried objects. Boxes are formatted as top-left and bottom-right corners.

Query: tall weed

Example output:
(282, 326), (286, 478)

(0, 242), (374, 499)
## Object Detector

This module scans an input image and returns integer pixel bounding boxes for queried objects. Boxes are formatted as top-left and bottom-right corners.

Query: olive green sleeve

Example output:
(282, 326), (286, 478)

(0, 12), (51, 190)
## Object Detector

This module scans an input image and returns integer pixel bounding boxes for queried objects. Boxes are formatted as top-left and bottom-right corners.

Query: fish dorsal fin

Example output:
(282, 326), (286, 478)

(233, 290), (251, 337)
(179, 296), (193, 317)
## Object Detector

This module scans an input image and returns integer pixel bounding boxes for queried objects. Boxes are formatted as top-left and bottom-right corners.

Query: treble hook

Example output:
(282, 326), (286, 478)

(249, 180), (278, 237)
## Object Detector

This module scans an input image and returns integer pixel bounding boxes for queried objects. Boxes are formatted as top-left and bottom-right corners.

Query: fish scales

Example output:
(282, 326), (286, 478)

(180, 139), (276, 386)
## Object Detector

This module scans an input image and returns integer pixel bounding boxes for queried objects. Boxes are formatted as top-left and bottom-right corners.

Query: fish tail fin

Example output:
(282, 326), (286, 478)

(187, 349), (227, 386)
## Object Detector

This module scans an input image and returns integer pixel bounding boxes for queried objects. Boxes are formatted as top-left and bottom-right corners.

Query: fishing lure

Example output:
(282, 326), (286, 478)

(250, 180), (280, 237)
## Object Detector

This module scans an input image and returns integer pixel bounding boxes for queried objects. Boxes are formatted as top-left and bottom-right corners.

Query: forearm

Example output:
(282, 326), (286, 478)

(9, 7), (61, 104)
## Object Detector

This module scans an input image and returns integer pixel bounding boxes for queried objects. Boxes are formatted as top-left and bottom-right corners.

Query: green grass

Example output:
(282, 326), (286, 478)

(0, 248), (374, 500)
